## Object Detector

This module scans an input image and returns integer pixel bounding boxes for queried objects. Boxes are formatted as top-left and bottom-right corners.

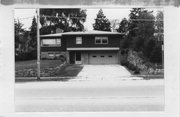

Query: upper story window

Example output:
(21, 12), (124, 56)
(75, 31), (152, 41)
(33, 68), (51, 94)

(76, 37), (82, 44)
(41, 38), (61, 47)
(95, 37), (108, 44)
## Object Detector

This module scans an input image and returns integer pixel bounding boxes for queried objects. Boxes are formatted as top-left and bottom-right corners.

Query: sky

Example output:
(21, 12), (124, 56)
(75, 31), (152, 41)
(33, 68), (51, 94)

(14, 8), (162, 31)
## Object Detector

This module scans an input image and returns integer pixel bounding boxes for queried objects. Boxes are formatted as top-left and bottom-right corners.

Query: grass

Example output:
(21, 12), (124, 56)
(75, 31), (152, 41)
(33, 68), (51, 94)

(15, 60), (63, 71)
(15, 60), (83, 78)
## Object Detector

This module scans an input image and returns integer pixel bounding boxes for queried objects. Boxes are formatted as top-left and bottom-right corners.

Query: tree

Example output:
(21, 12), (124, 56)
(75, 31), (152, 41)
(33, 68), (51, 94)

(128, 8), (155, 53)
(149, 11), (164, 64)
(117, 18), (129, 34)
(155, 11), (163, 33)
(28, 16), (37, 59)
(150, 44), (162, 63)
(143, 38), (156, 58)
(93, 9), (111, 31)
(29, 17), (37, 49)
(155, 11), (164, 42)
(117, 18), (129, 49)
(14, 19), (25, 55)
(40, 8), (87, 35)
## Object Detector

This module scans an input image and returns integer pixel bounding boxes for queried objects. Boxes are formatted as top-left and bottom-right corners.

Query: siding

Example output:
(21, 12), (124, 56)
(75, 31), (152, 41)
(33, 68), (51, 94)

(64, 35), (122, 48)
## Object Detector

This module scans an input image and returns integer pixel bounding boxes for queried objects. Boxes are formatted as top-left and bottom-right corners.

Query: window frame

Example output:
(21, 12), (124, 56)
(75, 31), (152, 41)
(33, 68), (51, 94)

(95, 36), (108, 44)
(76, 37), (82, 44)
(41, 38), (61, 47)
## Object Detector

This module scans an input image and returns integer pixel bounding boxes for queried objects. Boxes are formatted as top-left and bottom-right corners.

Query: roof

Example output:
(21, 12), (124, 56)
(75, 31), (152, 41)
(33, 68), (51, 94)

(40, 33), (63, 37)
(40, 30), (124, 37)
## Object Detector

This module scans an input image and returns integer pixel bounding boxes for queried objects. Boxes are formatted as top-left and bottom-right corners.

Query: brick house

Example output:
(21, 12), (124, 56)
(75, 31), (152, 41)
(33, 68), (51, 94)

(40, 30), (124, 64)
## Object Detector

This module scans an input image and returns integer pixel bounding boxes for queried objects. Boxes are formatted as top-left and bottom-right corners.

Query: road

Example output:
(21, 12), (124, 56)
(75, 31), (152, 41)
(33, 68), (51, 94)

(15, 79), (164, 112)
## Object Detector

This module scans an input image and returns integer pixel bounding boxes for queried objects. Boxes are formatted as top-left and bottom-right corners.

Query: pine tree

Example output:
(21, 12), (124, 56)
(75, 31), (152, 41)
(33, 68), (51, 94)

(29, 16), (37, 59)
(93, 9), (111, 31)
(29, 16), (37, 48)
(117, 18), (129, 34)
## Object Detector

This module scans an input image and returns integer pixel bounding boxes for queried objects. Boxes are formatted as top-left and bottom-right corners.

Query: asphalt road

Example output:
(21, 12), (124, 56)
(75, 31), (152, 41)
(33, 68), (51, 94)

(15, 79), (164, 112)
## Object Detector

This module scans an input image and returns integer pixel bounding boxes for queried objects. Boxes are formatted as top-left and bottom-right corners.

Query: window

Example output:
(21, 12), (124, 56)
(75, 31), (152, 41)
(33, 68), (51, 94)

(95, 39), (101, 44)
(95, 37), (108, 44)
(41, 39), (61, 46)
(76, 37), (82, 44)
(92, 56), (97, 58)
(41, 39), (60, 46)
(102, 39), (108, 44)
(56, 39), (61, 45)
(48, 53), (54, 57)
(101, 56), (105, 57)
(108, 55), (112, 57)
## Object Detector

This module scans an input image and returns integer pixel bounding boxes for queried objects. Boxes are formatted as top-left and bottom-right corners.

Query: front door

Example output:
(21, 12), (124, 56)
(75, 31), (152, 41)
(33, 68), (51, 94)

(75, 52), (82, 64)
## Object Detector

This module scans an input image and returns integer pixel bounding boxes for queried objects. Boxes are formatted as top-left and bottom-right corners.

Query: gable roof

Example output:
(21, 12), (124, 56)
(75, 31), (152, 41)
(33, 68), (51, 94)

(40, 30), (124, 37)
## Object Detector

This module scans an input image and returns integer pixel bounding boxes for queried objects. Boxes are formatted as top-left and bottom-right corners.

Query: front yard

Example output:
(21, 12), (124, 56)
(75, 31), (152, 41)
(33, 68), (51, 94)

(15, 60), (83, 78)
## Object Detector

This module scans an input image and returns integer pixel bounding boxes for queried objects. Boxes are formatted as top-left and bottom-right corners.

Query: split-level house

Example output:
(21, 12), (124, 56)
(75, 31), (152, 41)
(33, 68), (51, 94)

(40, 30), (124, 64)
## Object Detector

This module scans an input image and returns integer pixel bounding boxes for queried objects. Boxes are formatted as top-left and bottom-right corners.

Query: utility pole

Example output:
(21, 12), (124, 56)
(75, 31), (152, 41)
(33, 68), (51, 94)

(36, 8), (40, 80)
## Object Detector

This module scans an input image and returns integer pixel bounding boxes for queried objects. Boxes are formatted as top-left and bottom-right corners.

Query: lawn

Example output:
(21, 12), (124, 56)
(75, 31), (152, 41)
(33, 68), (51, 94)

(15, 60), (63, 70)
(15, 60), (83, 77)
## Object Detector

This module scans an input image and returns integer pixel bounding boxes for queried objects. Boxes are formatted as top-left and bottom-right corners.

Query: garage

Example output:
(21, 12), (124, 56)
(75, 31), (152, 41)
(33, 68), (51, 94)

(89, 51), (119, 64)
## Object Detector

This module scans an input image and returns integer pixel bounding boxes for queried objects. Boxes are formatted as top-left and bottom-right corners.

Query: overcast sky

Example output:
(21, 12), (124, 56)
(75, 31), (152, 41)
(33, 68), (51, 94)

(14, 8), (162, 31)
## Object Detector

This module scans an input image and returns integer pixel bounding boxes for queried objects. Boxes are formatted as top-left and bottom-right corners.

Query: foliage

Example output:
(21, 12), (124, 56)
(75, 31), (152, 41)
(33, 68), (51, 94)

(118, 8), (163, 64)
(117, 18), (128, 33)
(155, 11), (163, 34)
(128, 8), (155, 51)
(143, 38), (156, 58)
(93, 9), (111, 31)
(150, 43), (162, 63)
(15, 17), (37, 61)
(121, 59), (140, 74)
(29, 17), (37, 49)
(40, 8), (87, 35)
(15, 19), (24, 50)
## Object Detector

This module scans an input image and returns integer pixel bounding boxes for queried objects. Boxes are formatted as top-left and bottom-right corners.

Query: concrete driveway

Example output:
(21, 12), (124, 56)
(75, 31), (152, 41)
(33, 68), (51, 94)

(77, 65), (132, 80)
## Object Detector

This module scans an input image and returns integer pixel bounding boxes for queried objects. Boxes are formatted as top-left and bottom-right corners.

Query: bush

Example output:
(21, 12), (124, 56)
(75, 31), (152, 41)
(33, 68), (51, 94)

(121, 59), (140, 74)
(15, 50), (37, 61)
(121, 59), (128, 66)
(150, 44), (162, 63)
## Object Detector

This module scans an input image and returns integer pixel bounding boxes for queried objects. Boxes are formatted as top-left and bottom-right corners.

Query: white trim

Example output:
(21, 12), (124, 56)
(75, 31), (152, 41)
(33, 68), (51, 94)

(67, 47), (119, 51)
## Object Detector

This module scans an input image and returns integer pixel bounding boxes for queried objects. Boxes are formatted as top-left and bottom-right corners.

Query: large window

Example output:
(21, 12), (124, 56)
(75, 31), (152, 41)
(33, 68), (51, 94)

(76, 37), (82, 44)
(95, 37), (108, 44)
(41, 39), (61, 46)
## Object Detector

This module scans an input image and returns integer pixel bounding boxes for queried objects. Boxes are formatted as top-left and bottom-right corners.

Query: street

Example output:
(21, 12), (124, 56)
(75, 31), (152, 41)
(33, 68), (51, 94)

(15, 79), (164, 112)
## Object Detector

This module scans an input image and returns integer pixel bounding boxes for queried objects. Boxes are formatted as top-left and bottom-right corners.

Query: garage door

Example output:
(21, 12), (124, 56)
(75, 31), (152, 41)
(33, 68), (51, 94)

(89, 52), (118, 64)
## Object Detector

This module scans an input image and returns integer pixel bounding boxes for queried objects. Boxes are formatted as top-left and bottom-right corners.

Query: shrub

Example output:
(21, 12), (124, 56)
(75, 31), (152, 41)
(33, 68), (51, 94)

(121, 59), (128, 66)
(121, 59), (140, 74)
(15, 50), (37, 61)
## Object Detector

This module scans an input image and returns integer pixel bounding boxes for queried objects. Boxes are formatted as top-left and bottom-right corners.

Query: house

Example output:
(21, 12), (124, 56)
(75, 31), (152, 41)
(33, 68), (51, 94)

(40, 30), (124, 64)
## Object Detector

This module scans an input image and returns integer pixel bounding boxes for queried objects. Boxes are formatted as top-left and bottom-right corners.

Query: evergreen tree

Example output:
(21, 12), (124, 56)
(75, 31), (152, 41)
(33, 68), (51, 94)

(29, 16), (37, 59)
(14, 19), (25, 55)
(29, 16), (37, 49)
(117, 18), (129, 34)
(93, 9), (111, 31)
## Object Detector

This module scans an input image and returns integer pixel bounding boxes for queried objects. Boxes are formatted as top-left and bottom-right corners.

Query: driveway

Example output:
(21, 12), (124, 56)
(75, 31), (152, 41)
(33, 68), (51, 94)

(77, 65), (132, 80)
